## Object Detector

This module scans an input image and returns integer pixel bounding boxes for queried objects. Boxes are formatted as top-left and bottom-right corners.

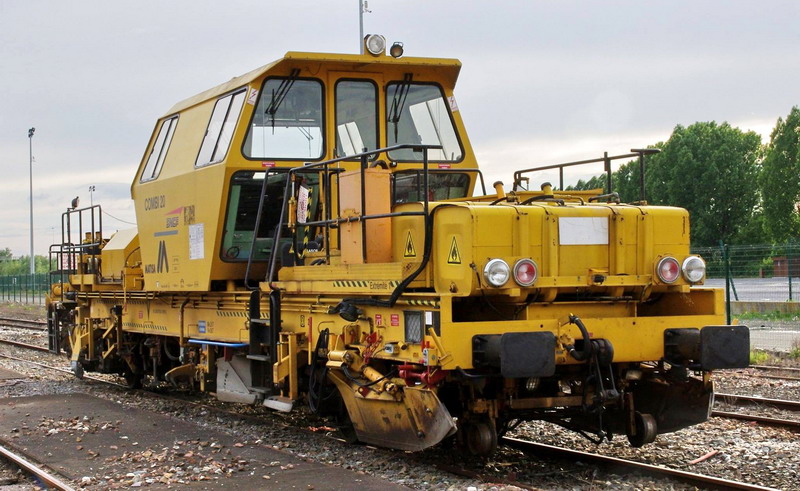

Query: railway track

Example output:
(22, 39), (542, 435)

(500, 437), (777, 491)
(0, 335), (793, 491)
(716, 392), (800, 412)
(0, 440), (75, 490)
(0, 316), (46, 331)
(1, 330), (799, 428)
(0, 348), (777, 491)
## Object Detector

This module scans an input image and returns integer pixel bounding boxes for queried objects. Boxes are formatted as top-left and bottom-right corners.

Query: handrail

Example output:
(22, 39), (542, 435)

(512, 148), (660, 201)
(265, 144), (442, 288)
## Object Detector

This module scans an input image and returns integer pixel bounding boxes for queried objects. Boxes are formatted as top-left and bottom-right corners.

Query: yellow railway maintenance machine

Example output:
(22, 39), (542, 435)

(48, 36), (749, 456)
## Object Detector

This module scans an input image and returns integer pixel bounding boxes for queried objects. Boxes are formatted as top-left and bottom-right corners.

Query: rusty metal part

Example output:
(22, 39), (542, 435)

(712, 410), (800, 428)
(716, 393), (800, 412)
(750, 365), (800, 373)
(328, 370), (456, 451)
(0, 440), (75, 490)
(501, 436), (778, 491)
(0, 337), (50, 352)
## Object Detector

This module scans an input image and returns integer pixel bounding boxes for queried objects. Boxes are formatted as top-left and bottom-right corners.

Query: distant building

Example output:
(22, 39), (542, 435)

(772, 256), (800, 277)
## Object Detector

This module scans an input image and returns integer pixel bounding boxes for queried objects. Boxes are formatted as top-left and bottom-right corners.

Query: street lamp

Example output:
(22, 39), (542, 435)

(89, 185), (95, 206)
(28, 127), (35, 275)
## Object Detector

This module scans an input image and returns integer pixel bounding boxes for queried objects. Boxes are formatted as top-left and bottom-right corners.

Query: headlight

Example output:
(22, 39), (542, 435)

(656, 256), (680, 283)
(682, 256), (706, 283)
(483, 259), (510, 287)
(364, 34), (386, 56)
(513, 258), (538, 287)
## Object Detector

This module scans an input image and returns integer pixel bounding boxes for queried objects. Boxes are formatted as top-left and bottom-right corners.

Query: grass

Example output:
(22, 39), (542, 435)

(736, 310), (800, 322)
(750, 350), (772, 365)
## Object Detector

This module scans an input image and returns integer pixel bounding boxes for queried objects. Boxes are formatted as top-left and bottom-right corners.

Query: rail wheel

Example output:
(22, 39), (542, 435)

(627, 411), (657, 447)
(464, 419), (498, 456)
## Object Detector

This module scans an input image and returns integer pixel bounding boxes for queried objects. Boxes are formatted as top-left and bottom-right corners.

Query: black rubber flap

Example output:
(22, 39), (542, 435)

(700, 325), (750, 370)
(500, 332), (556, 378)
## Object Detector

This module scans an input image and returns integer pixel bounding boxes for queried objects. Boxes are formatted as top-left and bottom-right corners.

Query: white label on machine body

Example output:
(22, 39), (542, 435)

(558, 217), (609, 245)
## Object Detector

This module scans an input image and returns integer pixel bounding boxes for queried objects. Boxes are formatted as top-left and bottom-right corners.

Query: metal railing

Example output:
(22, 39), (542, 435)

(0, 273), (50, 305)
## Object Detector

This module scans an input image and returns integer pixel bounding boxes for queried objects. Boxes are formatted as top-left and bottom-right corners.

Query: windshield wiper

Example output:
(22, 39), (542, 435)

(387, 73), (413, 141)
(265, 68), (300, 129)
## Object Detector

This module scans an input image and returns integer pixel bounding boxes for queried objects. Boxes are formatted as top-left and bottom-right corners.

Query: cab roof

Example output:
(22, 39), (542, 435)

(165, 51), (463, 117)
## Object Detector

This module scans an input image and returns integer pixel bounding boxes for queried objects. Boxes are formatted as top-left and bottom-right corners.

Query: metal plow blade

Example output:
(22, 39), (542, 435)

(330, 374), (456, 451)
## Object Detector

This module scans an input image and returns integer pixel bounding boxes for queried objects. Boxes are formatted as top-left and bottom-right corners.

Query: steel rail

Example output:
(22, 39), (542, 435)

(716, 393), (800, 411)
(0, 440), (75, 491)
(712, 411), (800, 428)
(0, 352), (123, 389)
(0, 317), (47, 331)
(501, 437), (777, 491)
(750, 365), (800, 373)
(0, 338), (50, 352)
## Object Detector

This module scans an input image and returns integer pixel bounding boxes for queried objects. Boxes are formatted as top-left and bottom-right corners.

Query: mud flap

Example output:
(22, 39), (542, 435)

(329, 371), (456, 451)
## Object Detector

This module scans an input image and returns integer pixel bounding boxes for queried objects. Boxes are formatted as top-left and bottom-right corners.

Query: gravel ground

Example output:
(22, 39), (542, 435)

(2, 303), (799, 490)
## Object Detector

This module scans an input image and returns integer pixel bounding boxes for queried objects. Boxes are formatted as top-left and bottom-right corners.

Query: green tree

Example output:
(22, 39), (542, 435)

(641, 122), (762, 246)
(566, 175), (606, 192)
(761, 107), (800, 243)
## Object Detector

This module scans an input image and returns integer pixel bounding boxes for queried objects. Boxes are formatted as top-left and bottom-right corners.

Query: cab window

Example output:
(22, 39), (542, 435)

(335, 80), (378, 157)
(386, 83), (463, 162)
(244, 78), (324, 160)
(196, 89), (246, 167)
(393, 171), (471, 204)
(140, 116), (177, 182)
(221, 171), (321, 262)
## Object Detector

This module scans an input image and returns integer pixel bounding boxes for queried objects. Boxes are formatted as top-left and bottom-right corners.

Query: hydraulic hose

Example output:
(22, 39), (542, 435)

(566, 314), (593, 361)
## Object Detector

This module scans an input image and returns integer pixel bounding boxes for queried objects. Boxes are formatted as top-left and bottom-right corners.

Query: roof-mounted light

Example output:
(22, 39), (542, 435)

(364, 34), (386, 56)
(389, 42), (404, 58)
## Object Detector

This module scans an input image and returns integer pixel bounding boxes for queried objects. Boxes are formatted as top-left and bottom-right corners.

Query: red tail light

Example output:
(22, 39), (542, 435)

(656, 257), (680, 283)
(513, 259), (538, 286)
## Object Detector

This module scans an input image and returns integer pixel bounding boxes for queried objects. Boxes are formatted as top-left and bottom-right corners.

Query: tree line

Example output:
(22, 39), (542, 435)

(568, 106), (800, 247)
(0, 248), (49, 275)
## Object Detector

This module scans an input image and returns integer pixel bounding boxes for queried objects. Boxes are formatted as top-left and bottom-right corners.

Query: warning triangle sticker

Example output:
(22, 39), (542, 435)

(448, 236), (462, 264)
(404, 231), (417, 257)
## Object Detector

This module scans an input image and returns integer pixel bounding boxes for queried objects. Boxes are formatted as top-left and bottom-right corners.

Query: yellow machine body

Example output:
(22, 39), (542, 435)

(47, 45), (748, 456)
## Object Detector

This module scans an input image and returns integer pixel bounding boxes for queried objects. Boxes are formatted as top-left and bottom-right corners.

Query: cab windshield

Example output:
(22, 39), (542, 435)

(386, 82), (463, 162)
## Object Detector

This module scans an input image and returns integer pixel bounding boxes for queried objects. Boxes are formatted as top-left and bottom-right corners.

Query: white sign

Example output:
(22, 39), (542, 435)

(296, 186), (309, 224)
(558, 217), (609, 245)
(189, 223), (205, 260)
(247, 88), (259, 105)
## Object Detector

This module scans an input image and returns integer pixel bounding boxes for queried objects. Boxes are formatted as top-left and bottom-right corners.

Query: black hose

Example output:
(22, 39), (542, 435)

(163, 339), (180, 361)
(308, 328), (330, 414)
(566, 314), (593, 361)
(341, 204), (456, 309)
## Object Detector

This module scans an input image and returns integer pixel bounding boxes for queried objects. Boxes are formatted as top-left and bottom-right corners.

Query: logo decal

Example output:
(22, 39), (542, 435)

(157, 240), (169, 273)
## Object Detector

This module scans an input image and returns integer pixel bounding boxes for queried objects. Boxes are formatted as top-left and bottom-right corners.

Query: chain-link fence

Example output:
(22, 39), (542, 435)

(694, 243), (800, 353)
(0, 273), (49, 305)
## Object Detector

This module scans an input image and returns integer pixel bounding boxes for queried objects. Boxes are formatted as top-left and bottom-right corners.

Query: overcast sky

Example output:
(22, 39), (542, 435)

(1, 1), (798, 256)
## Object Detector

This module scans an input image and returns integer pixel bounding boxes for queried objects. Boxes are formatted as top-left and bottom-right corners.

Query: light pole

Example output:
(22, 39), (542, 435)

(358, 0), (371, 53)
(89, 185), (95, 206)
(28, 127), (35, 275)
